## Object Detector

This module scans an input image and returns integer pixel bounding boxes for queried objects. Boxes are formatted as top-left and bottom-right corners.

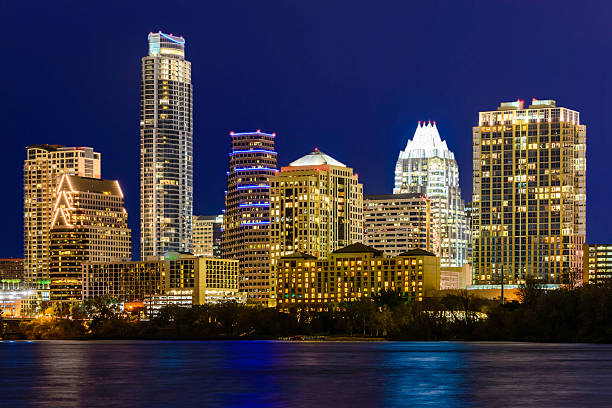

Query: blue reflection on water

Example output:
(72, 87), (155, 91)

(0, 341), (611, 407)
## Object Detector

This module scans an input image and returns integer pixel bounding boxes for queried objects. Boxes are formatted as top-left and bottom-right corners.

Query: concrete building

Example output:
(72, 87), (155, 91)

(394, 122), (469, 267)
(364, 193), (432, 256)
(222, 130), (278, 304)
(472, 99), (586, 285)
(583, 244), (612, 285)
(270, 149), (363, 305)
(24, 145), (101, 288)
(140, 32), (193, 259)
(276, 243), (440, 310)
(49, 175), (131, 301)
(83, 254), (242, 315)
(193, 215), (223, 258)
(0, 259), (24, 287)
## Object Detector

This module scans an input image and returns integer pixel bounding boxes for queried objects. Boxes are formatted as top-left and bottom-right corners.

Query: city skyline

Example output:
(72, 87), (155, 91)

(2, 2), (612, 258)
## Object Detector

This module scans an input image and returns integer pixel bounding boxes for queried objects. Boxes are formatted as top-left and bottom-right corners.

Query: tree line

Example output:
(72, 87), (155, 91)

(5, 282), (612, 342)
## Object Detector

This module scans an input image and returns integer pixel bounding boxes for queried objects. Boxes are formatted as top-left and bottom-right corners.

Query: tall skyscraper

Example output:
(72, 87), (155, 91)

(394, 122), (469, 267)
(49, 175), (131, 301)
(472, 99), (586, 285)
(24, 145), (101, 287)
(221, 131), (278, 304)
(269, 149), (363, 275)
(140, 31), (193, 259)
(364, 193), (432, 256)
(193, 215), (223, 257)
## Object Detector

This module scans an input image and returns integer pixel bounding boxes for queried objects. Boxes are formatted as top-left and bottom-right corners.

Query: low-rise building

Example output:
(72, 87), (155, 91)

(276, 243), (440, 310)
(83, 254), (243, 315)
(583, 244), (612, 285)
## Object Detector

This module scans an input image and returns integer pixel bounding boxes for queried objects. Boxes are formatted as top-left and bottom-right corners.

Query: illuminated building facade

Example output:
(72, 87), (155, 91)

(364, 193), (432, 256)
(24, 145), (101, 287)
(270, 149), (363, 303)
(140, 32), (193, 259)
(394, 122), (469, 267)
(193, 215), (223, 258)
(83, 254), (242, 315)
(472, 99), (586, 285)
(49, 175), (131, 301)
(276, 243), (440, 310)
(222, 131), (277, 304)
(583, 244), (612, 285)
(0, 259), (24, 287)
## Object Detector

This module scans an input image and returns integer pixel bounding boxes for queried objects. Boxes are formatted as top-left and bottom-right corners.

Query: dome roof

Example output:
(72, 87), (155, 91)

(399, 121), (454, 160)
(289, 149), (346, 167)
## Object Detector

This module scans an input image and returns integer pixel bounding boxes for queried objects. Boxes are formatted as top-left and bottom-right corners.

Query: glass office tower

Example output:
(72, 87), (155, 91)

(394, 121), (469, 267)
(140, 32), (193, 259)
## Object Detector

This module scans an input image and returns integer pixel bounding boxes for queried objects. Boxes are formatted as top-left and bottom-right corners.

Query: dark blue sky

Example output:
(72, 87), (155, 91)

(2, 1), (611, 257)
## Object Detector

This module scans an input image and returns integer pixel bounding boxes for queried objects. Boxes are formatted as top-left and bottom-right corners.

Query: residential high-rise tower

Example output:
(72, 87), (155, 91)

(24, 145), (101, 287)
(221, 131), (278, 304)
(472, 99), (586, 285)
(140, 32), (193, 259)
(394, 122), (469, 267)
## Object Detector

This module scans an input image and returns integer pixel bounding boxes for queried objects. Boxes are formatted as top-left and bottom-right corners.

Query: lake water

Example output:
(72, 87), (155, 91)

(1, 341), (611, 407)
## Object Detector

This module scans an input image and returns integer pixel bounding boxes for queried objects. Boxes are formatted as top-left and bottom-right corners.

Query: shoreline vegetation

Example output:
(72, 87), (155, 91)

(3, 282), (612, 343)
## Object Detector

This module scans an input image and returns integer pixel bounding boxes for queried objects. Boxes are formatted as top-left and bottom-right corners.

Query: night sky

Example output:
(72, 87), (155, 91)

(2, 1), (611, 258)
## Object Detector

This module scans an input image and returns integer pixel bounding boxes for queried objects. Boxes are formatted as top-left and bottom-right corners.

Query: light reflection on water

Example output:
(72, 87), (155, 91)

(1, 341), (611, 407)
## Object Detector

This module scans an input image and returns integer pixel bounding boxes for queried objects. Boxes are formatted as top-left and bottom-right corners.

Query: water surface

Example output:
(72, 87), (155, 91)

(1, 341), (611, 407)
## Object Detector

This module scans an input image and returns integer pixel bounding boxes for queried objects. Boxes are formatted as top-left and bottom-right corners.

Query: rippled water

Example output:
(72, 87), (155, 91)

(1, 341), (611, 407)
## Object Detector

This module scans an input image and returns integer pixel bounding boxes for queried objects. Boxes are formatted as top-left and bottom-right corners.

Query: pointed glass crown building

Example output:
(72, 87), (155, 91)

(394, 121), (469, 267)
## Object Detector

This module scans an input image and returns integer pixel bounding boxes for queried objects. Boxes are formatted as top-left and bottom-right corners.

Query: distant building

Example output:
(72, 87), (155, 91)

(140, 32), (193, 259)
(193, 215), (223, 258)
(0, 259), (24, 287)
(270, 149), (363, 305)
(49, 175), (131, 301)
(364, 193), (432, 256)
(440, 265), (472, 290)
(276, 243), (440, 310)
(83, 254), (243, 315)
(222, 130), (278, 304)
(583, 244), (612, 285)
(24, 145), (101, 288)
(472, 99), (586, 285)
(394, 122), (469, 267)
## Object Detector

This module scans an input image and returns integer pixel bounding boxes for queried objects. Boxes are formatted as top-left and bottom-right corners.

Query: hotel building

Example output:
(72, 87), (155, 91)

(83, 254), (242, 314)
(364, 193), (432, 256)
(193, 215), (223, 258)
(24, 145), (101, 287)
(140, 31), (193, 259)
(222, 131), (278, 304)
(583, 244), (612, 285)
(49, 175), (131, 301)
(472, 99), (586, 285)
(276, 243), (440, 310)
(394, 122), (469, 267)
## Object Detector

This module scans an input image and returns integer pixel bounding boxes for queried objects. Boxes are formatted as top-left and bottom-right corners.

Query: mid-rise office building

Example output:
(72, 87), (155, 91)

(276, 243), (440, 310)
(583, 244), (612, 285)
(364, 193), (432, 256)
(24, 145), (101, 287)
(222, 130), (278, 304)
(140, 31), (193, 259)
(394, 122), (469, 267)
(83, 254), (242, 315)
(472, 99), (586, 285)
(0, 258), (24, 285)
(49, 175), (131, 301)
(193, 215), (223, 257)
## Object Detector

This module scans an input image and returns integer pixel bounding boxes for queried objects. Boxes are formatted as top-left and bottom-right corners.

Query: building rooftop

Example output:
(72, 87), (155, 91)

(398, 122), (454, 160)
(398, 248), (437, 257)
(332, 243), (384, 257)
(289, 149), (346, 167)
(365, 193), (426, 201)
(62, 175), (123, 197)
(280, 252), (317, 260)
